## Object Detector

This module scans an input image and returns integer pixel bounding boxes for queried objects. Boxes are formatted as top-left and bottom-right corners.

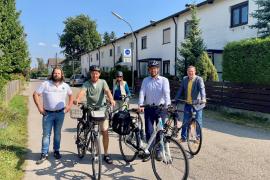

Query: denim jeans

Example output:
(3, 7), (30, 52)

(41, 110), (65, 154)
(181, 104), (203, 140)
(144, 107), (167, 142)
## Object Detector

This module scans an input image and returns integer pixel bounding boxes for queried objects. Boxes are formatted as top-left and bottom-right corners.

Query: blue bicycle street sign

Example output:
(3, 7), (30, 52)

(124, 49), (131, 57)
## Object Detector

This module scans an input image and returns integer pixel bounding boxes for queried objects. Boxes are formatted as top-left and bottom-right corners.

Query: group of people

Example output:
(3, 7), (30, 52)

(33, 60), (206, 165)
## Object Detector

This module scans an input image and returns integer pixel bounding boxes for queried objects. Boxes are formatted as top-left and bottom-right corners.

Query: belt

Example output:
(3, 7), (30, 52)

(45, 108), (65, 113)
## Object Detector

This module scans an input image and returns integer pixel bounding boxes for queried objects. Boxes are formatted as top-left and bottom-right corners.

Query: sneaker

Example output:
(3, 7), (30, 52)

(54, 151), (62, 159)
(36, 153), (48, 165)
(142, 154), (151, 162)
(103, 155), (113, 164)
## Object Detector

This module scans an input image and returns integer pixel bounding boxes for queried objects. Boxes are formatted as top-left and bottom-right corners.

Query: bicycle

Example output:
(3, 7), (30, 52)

(165, 99), (203, 155)
(119, 104), (189, 180)
(70, 102), (105, 180)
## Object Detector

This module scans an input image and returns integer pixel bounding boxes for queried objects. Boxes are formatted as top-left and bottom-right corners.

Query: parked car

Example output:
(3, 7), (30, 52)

(69, 74), (86, 86)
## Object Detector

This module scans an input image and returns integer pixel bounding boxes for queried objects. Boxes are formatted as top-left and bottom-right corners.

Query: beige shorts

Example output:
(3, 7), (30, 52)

(99, 119), (109, 131)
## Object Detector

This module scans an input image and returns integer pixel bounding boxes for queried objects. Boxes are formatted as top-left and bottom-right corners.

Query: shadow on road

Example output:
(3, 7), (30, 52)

(24, 149), (148, 179)
(102, 153), (148, 180)
(24, 150), (93, 179)
(203, 118), (270, 140)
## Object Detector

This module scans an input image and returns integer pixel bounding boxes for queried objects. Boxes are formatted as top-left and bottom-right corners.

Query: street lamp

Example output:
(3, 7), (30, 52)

(111, 11), (135, 92)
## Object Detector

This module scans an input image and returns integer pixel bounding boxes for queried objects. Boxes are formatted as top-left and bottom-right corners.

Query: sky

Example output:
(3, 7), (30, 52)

(16, 0), (203, 68)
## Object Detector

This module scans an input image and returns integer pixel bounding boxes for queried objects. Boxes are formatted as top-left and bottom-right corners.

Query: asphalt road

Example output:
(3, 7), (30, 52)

(23, 80), (270, 180)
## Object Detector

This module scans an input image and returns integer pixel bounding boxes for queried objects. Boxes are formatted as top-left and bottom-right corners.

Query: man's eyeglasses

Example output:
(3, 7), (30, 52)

(116, 76), (123, 78)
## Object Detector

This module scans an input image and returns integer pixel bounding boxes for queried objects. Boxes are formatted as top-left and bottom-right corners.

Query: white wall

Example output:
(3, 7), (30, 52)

(113, 36), (134, 69)
(137, 19), (176, 75)
(81, 54), (89, 77)
(177, 0), (257, 50)
(81, 0), (258, 77)
(100, 44), (114, 71)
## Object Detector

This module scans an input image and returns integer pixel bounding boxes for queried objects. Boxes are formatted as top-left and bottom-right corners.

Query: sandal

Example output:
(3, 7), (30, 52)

(103, 155), (113, 164)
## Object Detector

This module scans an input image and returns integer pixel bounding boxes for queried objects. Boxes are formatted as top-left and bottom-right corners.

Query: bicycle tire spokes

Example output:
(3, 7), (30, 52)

(187, 120), (202, 155)
(119, 132), (138, 162)
(91, 135), (101, 180)
(76, 122), (86, 158)
(151, 138), (189, 180)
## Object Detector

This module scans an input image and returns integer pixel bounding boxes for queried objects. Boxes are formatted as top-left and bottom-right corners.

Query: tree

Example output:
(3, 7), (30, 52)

(59, 14), (102, 61)
(36, 58), (48, 77)
(103, 32), (111, 44)
(102, 31), (117, 44)
(196, 52), (218, 81)
(0, 0), (30, 79)
(110, 31), (117, 41)
(177, 4), (218, 81)
(250, 0), (270, 38)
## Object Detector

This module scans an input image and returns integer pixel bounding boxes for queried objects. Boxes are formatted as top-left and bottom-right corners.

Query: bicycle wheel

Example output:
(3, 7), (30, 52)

(91, 133), (102, 180)
(187, 120), (202, 155)
(119, 130), (138, 162)
(151, 137), (189, 180)
(76, 121), (86, 158)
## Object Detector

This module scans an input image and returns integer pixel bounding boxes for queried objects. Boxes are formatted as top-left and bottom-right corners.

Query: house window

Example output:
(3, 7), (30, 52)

(231, 1), (248, 27)
(96, 53), (99, 61)
(90, 55), (93, 62)
(141, 36), (147, 49)
(117, 46), (121, 55)
(109, 49), (113, 57)
(163, 61), (170, 75)
(163, 28), (171, 44)
(184, 21), (191, 38)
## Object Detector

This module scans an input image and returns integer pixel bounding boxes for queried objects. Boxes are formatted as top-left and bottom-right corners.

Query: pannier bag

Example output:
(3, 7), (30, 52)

(112, 111), (132, 135)
(90, 110), (106, 121)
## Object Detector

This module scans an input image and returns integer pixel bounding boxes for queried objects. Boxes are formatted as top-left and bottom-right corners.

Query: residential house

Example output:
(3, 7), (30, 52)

(47, 58), (65, 74)
(81, 0), (257, 81)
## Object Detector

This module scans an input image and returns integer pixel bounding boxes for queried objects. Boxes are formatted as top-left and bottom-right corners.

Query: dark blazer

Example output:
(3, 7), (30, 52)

(175, 75), (206, 110)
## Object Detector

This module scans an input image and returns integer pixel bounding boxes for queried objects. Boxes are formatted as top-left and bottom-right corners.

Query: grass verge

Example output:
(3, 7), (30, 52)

(0, 95), (28, 180)
(205, 109), (270, 131)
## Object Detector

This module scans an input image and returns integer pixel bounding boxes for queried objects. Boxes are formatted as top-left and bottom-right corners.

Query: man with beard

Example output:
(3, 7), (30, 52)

(74, 65), (116, 164)
(33, 67), (73, 164)
(138, 60), (171, 161)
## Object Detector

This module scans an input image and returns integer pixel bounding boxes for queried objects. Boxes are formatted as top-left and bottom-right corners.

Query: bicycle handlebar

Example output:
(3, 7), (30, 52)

(172, 99), (206, 105)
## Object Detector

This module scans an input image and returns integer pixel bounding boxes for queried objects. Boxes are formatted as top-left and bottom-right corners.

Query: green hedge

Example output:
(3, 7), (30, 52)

(222, 37), (270, 85)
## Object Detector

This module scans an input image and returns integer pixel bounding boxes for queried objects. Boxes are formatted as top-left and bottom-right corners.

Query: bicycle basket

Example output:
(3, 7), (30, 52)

(70, 109), (83, 119)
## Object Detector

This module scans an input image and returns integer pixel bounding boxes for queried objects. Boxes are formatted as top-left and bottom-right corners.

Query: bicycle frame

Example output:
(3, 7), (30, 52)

(166, 102), (198, 134)
(135, 105), (173, 163)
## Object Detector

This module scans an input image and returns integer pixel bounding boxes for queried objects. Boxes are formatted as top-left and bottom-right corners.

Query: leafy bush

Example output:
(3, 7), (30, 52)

(223, 37), (270, 85)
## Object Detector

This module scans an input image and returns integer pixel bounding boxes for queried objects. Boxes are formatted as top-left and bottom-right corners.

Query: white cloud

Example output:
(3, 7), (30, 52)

(52, 44), (59, 48)
(38, 42), (46, 46)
